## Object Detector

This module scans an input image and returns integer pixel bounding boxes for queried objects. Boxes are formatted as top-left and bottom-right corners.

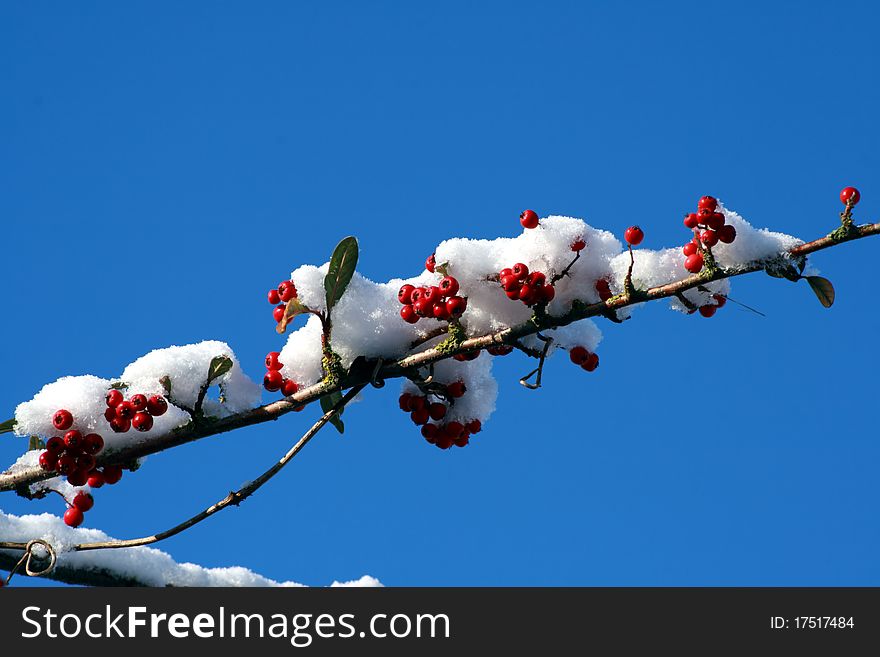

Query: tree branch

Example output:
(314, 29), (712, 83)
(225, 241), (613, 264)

(3, 221), (878, 494)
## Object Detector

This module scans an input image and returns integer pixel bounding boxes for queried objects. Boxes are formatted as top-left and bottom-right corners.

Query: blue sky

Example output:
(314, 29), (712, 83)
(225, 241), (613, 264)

(1, 1), (878, 586)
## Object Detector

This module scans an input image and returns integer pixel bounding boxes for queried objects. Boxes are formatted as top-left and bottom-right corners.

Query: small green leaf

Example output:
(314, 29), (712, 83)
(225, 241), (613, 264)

(108, 381), (128, 390)
(0, 418), (16, 435)
(207, 356), (234, 385)
(765, 261), (802, 282)
(160, 375), (172, 396)
(324, 236), (359, 313)
(806, 276), (835, 308)
(320, 392), (345, 434)
(28, 435), (45, 451)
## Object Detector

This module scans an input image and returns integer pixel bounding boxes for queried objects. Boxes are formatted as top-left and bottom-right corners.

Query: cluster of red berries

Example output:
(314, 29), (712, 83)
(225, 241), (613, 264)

(38, 408), (127, 527)
(398, 277), (467, 324)
(398, 384), (480, 449)
(103, 389), (168, 434)
(498, 263), (555, 306)
(681, 196), (737, 274)
(263, 351), (299, 396)
(268, 279), (298, 323)
(568, 346), (599, 372)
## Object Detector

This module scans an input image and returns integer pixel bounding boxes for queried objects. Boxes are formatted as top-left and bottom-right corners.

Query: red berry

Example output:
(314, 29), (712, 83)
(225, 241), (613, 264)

(46, 436), (64, 453)
(582, 352), (599, 372)
(132, 412), (153, 432)
(67, 468), (89, 487)
(571, 239), (586, 252)
(706, 212), (725, 231)
(104, 407), (116, 422)
(569, 346), (588, 365)
(87, 470), (105, 488)
(115, 402), (134, 420)
(683, 242), (698, 257)
(466, 419), (482, 434)
(77, 454), (96, 472)
(408, 396), (426, 412)
(109, 417), (131, 433)
(400, 304), (419, 323)
(273, 304), (287, 323)
(683, 213), (700, 229)
(840, 186), (860, 206)
(129, 394), (147, 411)
(595, 279), (613, 301)
(453, 350), (480, 362)
(102, 466), (123, 485)
(398, 284), (415, 304)
(425, 253), (436, 273)
(684, 253), (704, 274)
(698, 305), (717, 318)
(511, 263), (529, 279)
(446, 381), (466, 398)
(63, 507), (84, 528)
(278, 280), (297, 302)
(624, 226), (644, 246)
(265, 351), (283, 371)
(413, 297), (433, 316)
(52, 410), (73, 431)
(410, 287), (426, 303)
(436, 433), (454, 450)
(518, 284), (536, 305)
(697, 196), (718, 213)
(454, 434), (470, 448)
(73, 492), (94, 512)
(519, 209), (539, 229)
(105, 389), (123, 408)
(499, 268), (513, 278)
(446, 421), (464, 438)
(410, 408), (429, 425)
(487, 345), (513, 356)
(263, 370), (283, 392)
(39, 451), (54, 471)
(527, 271), (546, 287)
(268, 289), (281, 305)
(64, 430), (82, 450)
(428, 403), (447, 421)
(146, 395), (168, 416)
(712, 294), (727, 308)
(446, 296), (467, 318)
(438, 276), (460, 297)
(432, 302), (451, 320)
(421, 424), (438, 442)
(505, 288), (521, 300)
(83, 433), (104, 455)
(56, 454), (76, 475)
(717, 224), (736, 244)
(281, 379), (299, 396)
(700, 230), (719, 247)
(500, 274), (521, 292)
(398, 393), (412, 412)
(422, 286), (442, 304)
(539, 285), (556, 303)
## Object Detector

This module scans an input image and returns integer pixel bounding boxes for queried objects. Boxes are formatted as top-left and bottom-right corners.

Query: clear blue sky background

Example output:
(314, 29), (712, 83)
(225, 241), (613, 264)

(2, 1), (878, 587)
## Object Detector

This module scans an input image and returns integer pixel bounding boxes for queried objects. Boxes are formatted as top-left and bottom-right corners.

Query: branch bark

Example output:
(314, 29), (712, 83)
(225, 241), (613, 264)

(2, 221), (878, 495)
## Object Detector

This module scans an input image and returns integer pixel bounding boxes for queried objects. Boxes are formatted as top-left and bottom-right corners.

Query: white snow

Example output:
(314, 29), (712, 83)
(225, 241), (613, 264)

(0, 510), (381, 588)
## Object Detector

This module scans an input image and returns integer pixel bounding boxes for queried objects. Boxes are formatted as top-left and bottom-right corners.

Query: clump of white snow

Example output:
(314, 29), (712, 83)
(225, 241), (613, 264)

(0, 510), (381, 587)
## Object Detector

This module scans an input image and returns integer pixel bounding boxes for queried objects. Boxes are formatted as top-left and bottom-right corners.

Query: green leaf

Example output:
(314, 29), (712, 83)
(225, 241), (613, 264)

(0, 418), (16, 435)
(207, 356), (234, 385)
(28, 435), (45, 451)
(320, 392), (345, 434)
(108, 381), (128, 390)
(324, 236), (359, 313)
(765, 261), (802, 282)
(806, 276), (835, 308)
